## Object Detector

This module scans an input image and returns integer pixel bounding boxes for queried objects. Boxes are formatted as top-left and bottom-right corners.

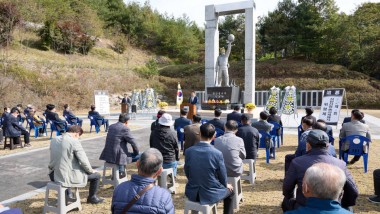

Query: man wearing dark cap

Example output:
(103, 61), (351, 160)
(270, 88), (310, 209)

(236, 114), (259, 160)
(282, 130), (358, 212)
(151, 110), (165, 131)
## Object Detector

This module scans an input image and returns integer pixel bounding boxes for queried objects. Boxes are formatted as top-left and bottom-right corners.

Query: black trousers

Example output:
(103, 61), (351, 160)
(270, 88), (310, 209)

(284, 154), (296, 174)
(223, 190), (235, 214)
(49, 171), (101, 198)
(374, 169), (380, 196)
(20, 130), (30, 145)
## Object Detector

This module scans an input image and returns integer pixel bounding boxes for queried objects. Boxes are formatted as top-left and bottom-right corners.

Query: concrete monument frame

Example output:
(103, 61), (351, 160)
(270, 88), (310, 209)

(205, 1), (256, 104)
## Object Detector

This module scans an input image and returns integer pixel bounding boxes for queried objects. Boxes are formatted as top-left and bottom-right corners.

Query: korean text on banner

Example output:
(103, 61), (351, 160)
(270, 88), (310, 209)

(94, 90), (110, 115)
(319, 88), (345, 125)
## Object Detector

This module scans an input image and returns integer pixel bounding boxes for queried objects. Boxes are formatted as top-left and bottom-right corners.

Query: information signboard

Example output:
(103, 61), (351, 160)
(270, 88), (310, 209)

(94, 90), (110, 115)
(319, 88), (345, 125)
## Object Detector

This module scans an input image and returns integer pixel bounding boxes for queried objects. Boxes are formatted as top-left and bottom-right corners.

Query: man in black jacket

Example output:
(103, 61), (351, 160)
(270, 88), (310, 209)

(88, 105), (109, 132)
(45, 104), (67, 132)
(3, 107), (31, 147)
(226, 105), (242, 124)
(63, 104), (83, 127)
(207, 108), (225, 131)
(150, 113), (179, 177)
(236, 114), (259, 160)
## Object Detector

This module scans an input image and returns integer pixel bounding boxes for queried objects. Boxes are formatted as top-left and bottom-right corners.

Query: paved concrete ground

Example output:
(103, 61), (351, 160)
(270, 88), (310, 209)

(0, 119), (152, 203)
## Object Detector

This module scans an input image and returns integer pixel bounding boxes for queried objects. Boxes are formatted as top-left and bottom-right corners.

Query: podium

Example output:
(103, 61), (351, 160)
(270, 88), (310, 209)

(180, 103), (196, 120)
(121, 103), (129, 113)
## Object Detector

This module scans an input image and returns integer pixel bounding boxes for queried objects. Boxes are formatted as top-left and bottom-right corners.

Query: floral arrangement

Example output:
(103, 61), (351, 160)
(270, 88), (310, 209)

(245, 103), (256, 110)
(158, 101), (168, 108)
(204, 99), (230, 104)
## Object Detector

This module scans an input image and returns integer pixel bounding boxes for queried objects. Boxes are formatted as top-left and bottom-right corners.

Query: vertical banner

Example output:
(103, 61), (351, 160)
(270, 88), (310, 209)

(281, 86), (297, 115)
(94, 90), (110, 115)
(176, 82), (183, 106)
(265, 86), (280, 112)
(319, 88), (345, 125)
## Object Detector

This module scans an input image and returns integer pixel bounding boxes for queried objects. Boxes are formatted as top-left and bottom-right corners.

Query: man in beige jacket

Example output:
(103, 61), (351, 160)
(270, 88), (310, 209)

(49, 125), (103, 204)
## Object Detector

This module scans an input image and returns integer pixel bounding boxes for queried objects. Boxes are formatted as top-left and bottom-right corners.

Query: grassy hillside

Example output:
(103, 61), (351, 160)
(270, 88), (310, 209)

(0, 28), (167, 110)
(159, 59), (380, 109)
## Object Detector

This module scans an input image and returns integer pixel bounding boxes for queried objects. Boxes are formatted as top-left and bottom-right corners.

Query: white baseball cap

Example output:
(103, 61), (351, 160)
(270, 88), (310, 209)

(158, 113), (174, 126)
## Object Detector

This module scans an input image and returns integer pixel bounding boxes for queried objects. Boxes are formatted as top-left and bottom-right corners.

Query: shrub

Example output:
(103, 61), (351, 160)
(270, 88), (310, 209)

(39, 20), (95, 54)
(0, 2), (20, 46)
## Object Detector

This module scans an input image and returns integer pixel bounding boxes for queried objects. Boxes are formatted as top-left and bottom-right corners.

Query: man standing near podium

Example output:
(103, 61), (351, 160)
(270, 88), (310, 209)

(188, 91), (198, 105)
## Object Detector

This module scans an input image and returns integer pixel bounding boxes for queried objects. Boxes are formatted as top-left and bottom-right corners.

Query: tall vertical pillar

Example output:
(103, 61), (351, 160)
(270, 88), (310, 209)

(205, 5), (219, 89)
(244, 8), (255, 104)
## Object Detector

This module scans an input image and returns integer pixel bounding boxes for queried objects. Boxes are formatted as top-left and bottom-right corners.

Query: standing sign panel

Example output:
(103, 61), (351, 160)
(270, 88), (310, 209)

(94, 90), (110, 115)
(319, 88), (345, 125)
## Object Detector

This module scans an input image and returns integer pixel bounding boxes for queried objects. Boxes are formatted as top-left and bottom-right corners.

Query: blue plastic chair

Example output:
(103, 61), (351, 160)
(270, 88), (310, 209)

(259, 130), (275, 164)
(49, 120), (67, 139)
(64, 115), (80, 126)
(211, 128), (225, 145)
(26, 117), (46, 138)
(340, 135), (371, 173)
(88, 116), (105, 133)
(269, 121), (283, 148)
(176, 127), (185, 150)
(200, 119), (209, 125)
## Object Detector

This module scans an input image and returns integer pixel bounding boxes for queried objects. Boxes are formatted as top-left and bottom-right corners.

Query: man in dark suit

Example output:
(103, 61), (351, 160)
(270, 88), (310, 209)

(236, 114), (259, 160)
(45, 104), (67, 132)
(3, 107), (31, 147)
(88, 105), (109, 132)
(185, 123), (234, 214)
(63, 104), (83, 127)
(226, 105), (242, 123)
(252, 111), (274, 157)
(99, 113), (140, 178)
(207, 108), (225, 131)
(188, 91), (198, 105)
(174, 108), (192, 151)
(268, 107), (283, 126)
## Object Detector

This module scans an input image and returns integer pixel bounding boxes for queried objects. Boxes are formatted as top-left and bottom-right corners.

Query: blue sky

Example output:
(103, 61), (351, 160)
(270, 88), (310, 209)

(125, 0), (380, 26)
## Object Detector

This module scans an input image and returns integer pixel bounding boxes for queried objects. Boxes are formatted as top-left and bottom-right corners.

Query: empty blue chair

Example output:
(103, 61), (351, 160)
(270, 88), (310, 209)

(176, 127), (185, 151)
(26, 117), (46, 138)
(269, 121), (283, 148)
(259, 130), (275, 164)
(340, 135), (371, 173)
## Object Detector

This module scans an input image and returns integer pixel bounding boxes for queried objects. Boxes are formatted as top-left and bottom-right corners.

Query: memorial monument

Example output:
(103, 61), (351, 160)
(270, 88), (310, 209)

(204, 1), (256, 107)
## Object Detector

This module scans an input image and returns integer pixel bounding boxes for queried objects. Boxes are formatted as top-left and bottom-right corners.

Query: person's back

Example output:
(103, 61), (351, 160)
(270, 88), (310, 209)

(185, 142), (227, 204)
(112, 149), (174, 214)
(214, 120), (246, 177)
(207, 108), (225, 131)
(236, 114), (259, 159)
(226, 106), (242, 123)
(150, 126), (177, 163)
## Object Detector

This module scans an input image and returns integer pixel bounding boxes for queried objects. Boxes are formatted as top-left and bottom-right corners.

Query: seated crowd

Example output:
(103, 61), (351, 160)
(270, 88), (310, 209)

(0, 103), (110, 148)
(2, 105), (376, 214)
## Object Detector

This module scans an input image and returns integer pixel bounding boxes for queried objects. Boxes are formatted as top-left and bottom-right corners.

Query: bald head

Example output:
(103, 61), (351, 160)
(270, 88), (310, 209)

(138, 148), (163, 177)
(303, 163), (346, 201)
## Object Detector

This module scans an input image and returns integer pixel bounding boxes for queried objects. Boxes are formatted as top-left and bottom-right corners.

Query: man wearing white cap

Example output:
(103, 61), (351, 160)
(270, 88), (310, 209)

(150, 113), (179, 177)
